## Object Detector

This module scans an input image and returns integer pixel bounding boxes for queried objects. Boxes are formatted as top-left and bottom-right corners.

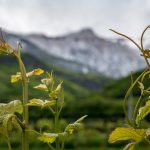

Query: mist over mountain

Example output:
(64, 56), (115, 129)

(3, 28), (146, 78)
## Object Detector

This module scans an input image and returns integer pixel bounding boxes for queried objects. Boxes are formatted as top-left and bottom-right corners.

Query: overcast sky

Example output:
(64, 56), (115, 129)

(0, 0), (150, 38)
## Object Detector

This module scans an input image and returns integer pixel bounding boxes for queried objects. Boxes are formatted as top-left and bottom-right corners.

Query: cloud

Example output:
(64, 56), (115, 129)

(0, 0), (150, 38)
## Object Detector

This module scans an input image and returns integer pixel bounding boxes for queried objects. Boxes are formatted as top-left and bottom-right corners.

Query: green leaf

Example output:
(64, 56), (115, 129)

(65, 123), (81, 134)
(11, 68), (44, 83)
(11, 72), (22, 83)
(0, 114), (22, 137)
(0, 100), (23, 137)
(27, 99), (44, 107)
(108, 127), (145, 144)
(55, 82), (63, 92)
(136, 100), (150, 125)
(26, 68), (44, 77)
(38, 133), (58, 143)
(50, 82), (63, 99)
(43, 100), (56, 108)
(27, 98), (56, 108)
(65, 115), (87, 135)
(0, 114), (14, 136)
(74, 115), (88, 123)
(0, 100), (23, 115)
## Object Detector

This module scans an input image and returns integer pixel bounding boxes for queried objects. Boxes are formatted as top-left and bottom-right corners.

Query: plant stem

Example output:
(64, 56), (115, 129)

(140, 25), (150, 71)
(54, 100), (59, 150)
(123, 69), (147, 126)
(26, 130), (41, 136)
(133, 94), (143, 126)
(61, 137), (65, 150)
(7, 137), (12, 150)
(17, 54), (29, 150)
(48, 143), (55, 150)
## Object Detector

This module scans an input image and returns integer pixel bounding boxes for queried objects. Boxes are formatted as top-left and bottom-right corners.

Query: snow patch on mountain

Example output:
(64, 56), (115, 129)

(3, 28), (146, 78)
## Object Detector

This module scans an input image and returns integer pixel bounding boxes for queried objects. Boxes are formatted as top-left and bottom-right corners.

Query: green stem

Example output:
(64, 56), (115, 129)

(61, 137), (65, 150)
(54, 100), (60, 150)
(140, 25), (150, 71)
(133, 94), (143, 126)
(49, 107), (55, 114)
(26, 130), (41, 136)
(123, 69), (147, 126)
(48, 143), (55, 150)
(7, 137), (12, 150)
(17, 54), (29, 150)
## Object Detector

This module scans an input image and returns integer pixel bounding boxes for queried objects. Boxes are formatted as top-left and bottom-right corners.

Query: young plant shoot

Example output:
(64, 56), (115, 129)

(0, 33), (87, 150)
(108, 25), (150, 150)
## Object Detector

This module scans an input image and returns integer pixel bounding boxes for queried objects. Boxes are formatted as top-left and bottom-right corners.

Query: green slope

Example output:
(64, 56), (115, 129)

(100, 70), (149, 98)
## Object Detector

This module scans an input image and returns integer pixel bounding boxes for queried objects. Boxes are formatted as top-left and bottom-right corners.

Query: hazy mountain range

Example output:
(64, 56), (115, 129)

(3, 28), (146, 78)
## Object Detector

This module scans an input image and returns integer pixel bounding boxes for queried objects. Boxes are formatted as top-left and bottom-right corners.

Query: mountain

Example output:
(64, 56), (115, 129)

(3, 28), (146, 78)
